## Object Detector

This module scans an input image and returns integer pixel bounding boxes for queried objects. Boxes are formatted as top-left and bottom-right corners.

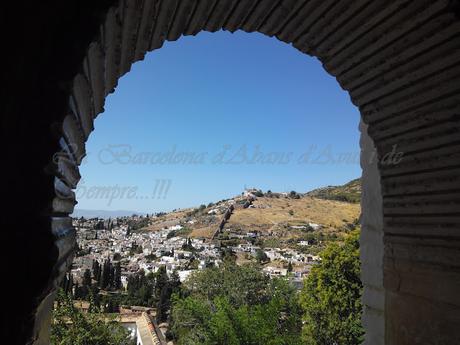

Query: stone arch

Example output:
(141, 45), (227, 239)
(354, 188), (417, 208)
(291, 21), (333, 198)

(4, 1), (460, 344)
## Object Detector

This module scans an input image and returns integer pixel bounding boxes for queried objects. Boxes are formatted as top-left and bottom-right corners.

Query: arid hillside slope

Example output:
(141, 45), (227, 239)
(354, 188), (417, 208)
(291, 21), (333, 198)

(142, 179), (361, 240)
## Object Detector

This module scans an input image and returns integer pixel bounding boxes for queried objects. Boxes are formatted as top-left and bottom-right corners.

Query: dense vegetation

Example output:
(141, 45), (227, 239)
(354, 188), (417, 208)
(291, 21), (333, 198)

(300, 230), (363, 345)
(61, 262), (181, 318)
(306, 178), (361, 203)
(125, 266), (181, 322)
(169, 262), (303, 345)
(51, 289), (134, 345)
(169, 230), (363, 345)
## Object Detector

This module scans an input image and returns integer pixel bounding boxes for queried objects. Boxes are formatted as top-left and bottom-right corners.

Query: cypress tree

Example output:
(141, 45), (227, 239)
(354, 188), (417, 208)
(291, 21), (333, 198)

(83, 269), (92, 287)
(67, 273), (74, 297)
(156, 285), (171, 322)
(154, 266), (168, 303)
(73, 282), (80, 299)
(114, 262), (122, 290)
(100, 260), (109, 289)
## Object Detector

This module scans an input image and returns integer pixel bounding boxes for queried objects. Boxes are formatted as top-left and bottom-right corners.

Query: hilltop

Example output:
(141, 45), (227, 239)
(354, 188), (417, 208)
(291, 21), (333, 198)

(139, 179), (361, 252)
(305, 178), (361, 203)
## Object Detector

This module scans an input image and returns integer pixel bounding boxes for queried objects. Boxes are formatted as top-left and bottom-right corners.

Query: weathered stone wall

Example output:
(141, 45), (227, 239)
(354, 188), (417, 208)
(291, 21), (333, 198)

(360, 121), (385, 345)
(1, 2), (116, 344)
(3, 1), (460, 344)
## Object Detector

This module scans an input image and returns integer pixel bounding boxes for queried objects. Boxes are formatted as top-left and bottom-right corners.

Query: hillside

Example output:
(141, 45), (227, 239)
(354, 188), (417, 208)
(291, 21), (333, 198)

(305, 178), (361, 203)
(140, 179), (361, 245)
(226, 196), (359, 237)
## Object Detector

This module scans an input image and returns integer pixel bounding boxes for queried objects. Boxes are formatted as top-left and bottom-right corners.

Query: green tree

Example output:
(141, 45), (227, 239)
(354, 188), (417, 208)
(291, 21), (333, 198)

(156, 269), (181, 322)
(221, 247), (237, 263)
(83, 269), (92, 287)
(154, 266), (169, 301)
(253, 190), (264, 197)
(184, 262), (270, 307)
(208, 297), (239, 345)
(113, 252), (122, 261)
(103, 296), (120, 313)
(114, 262), (122, 290)
(51, 289), (134, 345)
(78, 269), (92, 300)
(92, 260), (101, 284)
(170, 295), (213, 344)
(60, 272), (73, 296)
(125, 270), (154, 306)
(169, 262), (302, 345)
(299, 229), (363, 345)
(289, 191), (300, 199)
(255, 249), (269, 264)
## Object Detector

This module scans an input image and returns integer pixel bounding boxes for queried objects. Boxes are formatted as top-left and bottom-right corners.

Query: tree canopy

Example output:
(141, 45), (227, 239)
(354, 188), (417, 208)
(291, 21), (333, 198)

(299, 230), (363, 345)
(169, 262), (302, 345)
(51, 289), (134, 345)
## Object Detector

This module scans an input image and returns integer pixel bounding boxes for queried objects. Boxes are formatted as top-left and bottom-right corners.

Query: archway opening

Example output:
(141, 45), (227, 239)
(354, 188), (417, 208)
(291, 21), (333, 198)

(59, 30), (368, 345)
(76, 30), (361, 213)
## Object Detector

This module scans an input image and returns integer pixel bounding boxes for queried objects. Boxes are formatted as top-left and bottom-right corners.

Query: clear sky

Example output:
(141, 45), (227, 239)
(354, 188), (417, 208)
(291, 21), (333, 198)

(76, 30), (361, 214)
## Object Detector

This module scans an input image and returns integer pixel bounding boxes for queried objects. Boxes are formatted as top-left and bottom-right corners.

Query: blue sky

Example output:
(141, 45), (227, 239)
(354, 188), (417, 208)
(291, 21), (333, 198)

(76, 30), (361, 213)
